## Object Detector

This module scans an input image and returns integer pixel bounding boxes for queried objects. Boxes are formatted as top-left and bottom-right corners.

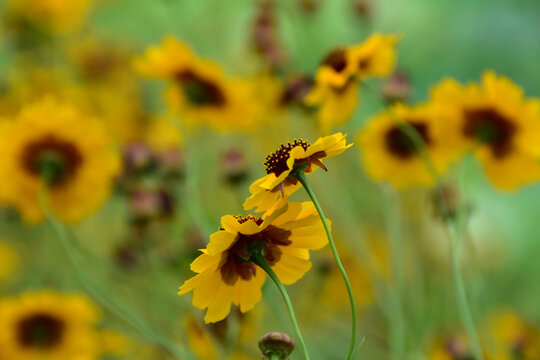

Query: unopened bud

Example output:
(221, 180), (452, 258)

(221, 148), (248, 186)
(381, 70), (411, 104)
(259, 332), (295, 359)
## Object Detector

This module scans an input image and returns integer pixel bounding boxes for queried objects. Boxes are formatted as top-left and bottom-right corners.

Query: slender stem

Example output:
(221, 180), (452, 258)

(37, 182), (192, 360)
(295, 171), (357, 360)
(389, 122), (484, 360)
(252, 252), (310, 360)
(447, 221), (484, 360)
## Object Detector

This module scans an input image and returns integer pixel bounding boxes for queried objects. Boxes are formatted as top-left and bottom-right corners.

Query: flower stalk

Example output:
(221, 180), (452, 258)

(293, 169), (358, 360)
(250, 244), (310, 360)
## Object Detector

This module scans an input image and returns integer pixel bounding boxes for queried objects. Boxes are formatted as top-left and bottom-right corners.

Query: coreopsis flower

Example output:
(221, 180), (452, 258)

(430, 71), (540, 190)
(133, 36), (267, 132)
(0, 97), (121, 223)
(487, 310), (540, 360)
(243, 133), (352, 212)
(178, 200), (328, 323)
(305, 33), (399, 133)
(0, 291), (101, 360)
(428, 334), (478, 360)
(7, 0), (92, 33)
(358, 103), (456, 188)
(349, 34), (399, 79)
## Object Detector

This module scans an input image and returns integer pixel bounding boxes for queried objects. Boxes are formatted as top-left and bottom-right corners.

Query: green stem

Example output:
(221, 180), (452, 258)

(295, 171), (357, 360)
(447, 221), (484, 360)
(391, 122), (484, 360)
(252, 252), (310, 360)
(37, 182), (192, 360)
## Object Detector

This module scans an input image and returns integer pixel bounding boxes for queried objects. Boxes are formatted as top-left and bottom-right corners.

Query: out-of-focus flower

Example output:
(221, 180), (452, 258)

(128, 188), (174, 224)
(487, 310), (540, 360)
(221, 148), (249, 186)
(428, 334), (476, 360)
(358, 103), (456, 188)
(0, 240), (19, 282)
(0, 291), (101, 360)
(430, 71), (540, 190)
(133, 37), (268, 132)
(7, 0), (92, 34)
(185, 315), (218, 360)
(244, 133), (352, 212)
(0, 97), (121, 223)
(349, 34), (399, 79)
(178, 200), (328, 323)
(305, 34), (399, 133)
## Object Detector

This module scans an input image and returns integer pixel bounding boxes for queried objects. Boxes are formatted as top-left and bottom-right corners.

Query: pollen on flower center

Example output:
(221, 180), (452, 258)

(462, 108), (516, 158)
(264, 139), (310, 176)
(17, 313), (65, 349)
(175, 70), (226, 107)
(21, 136), (83, 185)
(384, 121), (430, 159)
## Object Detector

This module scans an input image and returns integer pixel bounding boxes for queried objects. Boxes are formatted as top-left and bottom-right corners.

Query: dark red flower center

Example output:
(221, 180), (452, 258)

(17, 313), (65, 349)
(321, 49), (348, 73)
(175, 70), (226, 107)
(384, 121), (430, 159)
(21, 135), (83, 186)
(220, 219), (292, 285)
(264, 139), (310, 176)
(462, 108), (516, 158)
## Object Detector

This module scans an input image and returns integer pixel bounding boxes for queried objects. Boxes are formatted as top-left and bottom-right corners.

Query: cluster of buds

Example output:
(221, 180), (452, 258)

(252, 0), (287, 71)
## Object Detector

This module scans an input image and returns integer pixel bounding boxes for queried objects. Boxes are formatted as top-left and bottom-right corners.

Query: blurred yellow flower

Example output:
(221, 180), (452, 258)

(358, 103), (456, 188)
(0, 291), (101, 360)
(0, 97), (121, 223)
(8, 0), (92, 33)
(349, 33), (399, 79)
(487, 310), (540, 360)
(305, 33), (399, 133)
(0, 240), (19, 282)
(244, 133), (352, 212)
(305, 80), (359, 135)
(178, 201), (327, 323)
(431, 71), (540, 190)
(185, 315), (217, 360)
(133, 36), (267, 132)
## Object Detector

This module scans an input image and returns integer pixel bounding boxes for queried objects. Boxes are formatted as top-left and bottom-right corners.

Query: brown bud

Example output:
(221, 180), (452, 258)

(221, 148), (248, 186)
(381, 70), (411, 104)
(259, 332), (295, 359)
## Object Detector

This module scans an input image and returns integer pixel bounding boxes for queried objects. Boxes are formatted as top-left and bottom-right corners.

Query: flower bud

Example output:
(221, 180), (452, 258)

(221, 148), (248, 186)
(259, 332), (295, 359)
(381, 70), (411, 104)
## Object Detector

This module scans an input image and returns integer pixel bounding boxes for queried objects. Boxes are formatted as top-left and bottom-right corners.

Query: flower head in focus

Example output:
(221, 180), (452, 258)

(178, 200), (328, 323)
(244, 133), (352, 212)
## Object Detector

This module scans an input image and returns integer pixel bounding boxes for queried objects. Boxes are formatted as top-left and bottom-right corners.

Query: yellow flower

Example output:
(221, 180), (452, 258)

(243, 133), (352, 212)
(7, 0), (91, 33)
(0, 240), (19, 282)
(486, 310), (540, 360)
(305, 34), (399, 133)
(358, 103), (456, 188)
(0, 97), (121, 223)
(144, 116), (183, 153)
(178, 200), (328, 323)
(305, 80), (359, 135)
(185, 316), (217, 360)
(0, 291), (101, 360)
(430, 70), (540, 190)
(349, 33), (399, 79)
(133, 36), (266, 132)
(427, 334), (475, 360)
